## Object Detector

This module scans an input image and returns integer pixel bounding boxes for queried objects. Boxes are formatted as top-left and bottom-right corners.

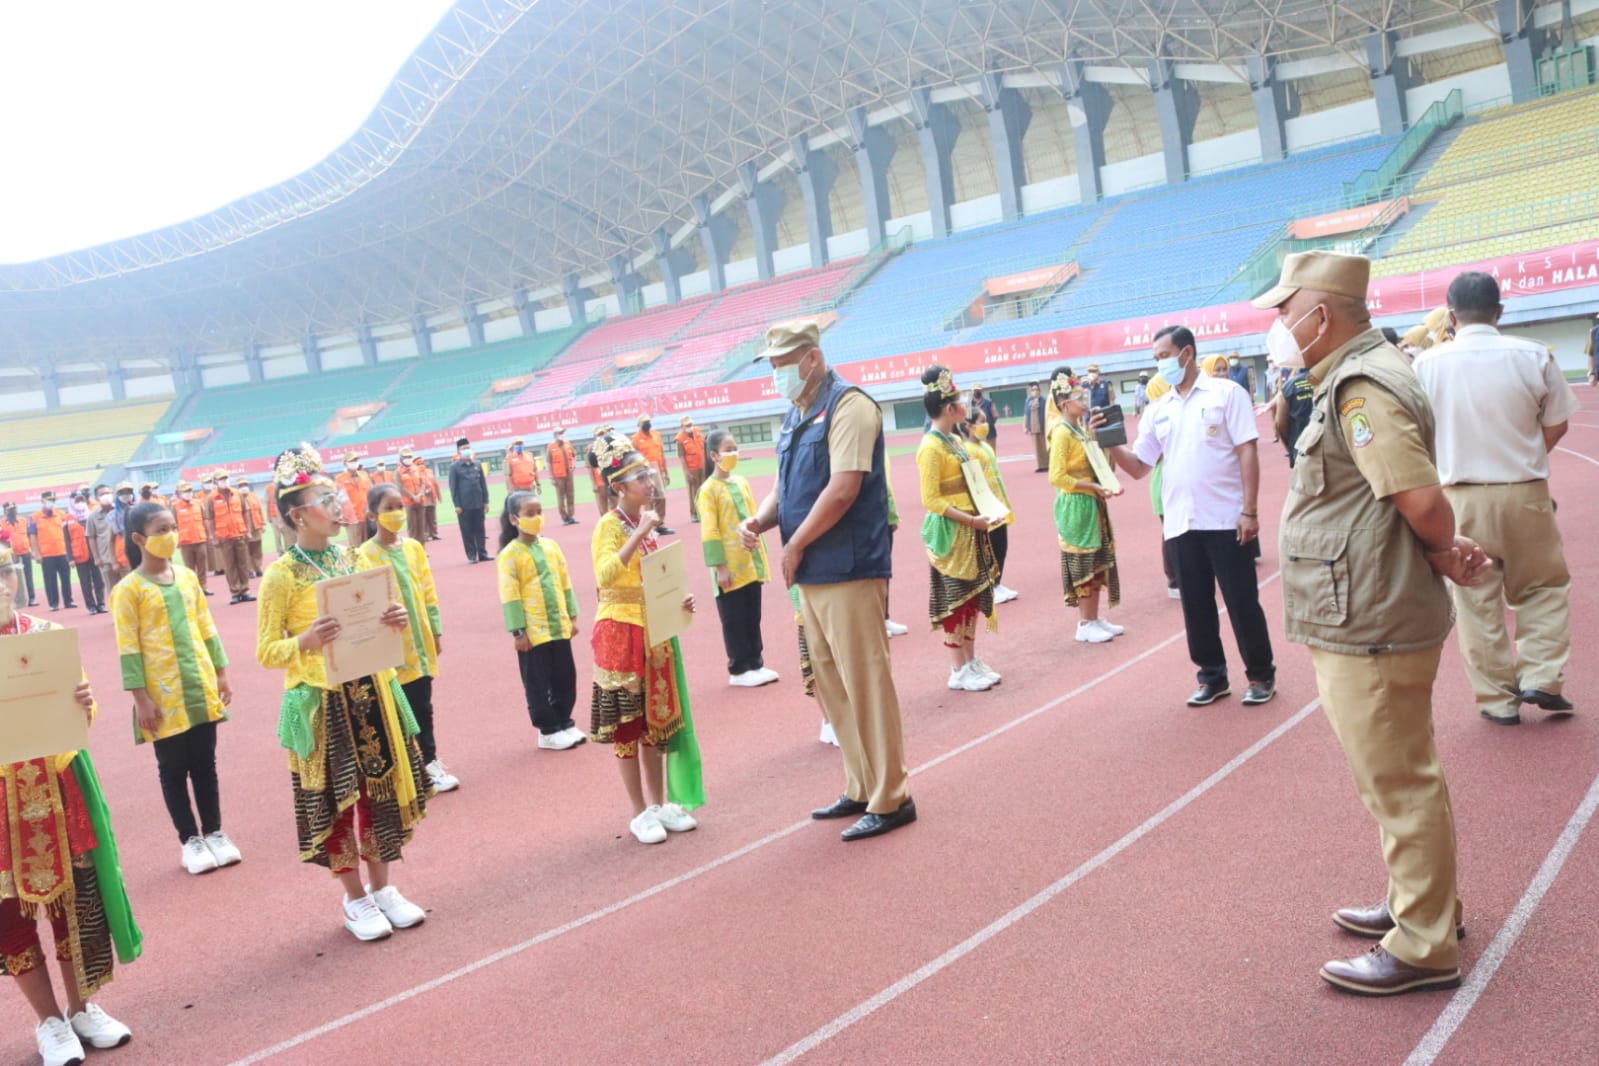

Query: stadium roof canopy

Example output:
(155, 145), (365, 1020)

(0, 0), (1502, 367)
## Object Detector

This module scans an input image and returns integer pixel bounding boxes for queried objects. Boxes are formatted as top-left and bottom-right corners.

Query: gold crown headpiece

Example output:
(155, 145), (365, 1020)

(923, 368), (957, 398)
(595, 433), (648, 484)
(1051, 371), (1077, 396)
(273, 444), (333, 493)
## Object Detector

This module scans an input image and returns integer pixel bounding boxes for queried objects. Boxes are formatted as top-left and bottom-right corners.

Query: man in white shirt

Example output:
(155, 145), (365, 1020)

(1413, 271), (1580, 724)
(1102, 325), (1276, 707)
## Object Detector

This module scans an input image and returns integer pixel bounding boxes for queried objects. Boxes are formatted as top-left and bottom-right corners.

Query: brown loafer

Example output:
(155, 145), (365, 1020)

(1333, 901), (1465, 941)
(1320, 945), (1460, 996)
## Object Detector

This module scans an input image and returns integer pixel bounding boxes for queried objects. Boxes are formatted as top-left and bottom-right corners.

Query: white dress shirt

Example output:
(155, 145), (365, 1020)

(1413, 323), (1579, 485)
(1131, 375), (1259, 539)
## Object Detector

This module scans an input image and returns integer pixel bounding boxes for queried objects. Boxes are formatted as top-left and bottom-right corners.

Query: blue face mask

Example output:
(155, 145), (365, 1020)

(772, 363), (806, 402)
(1156, 355), (1186, 386)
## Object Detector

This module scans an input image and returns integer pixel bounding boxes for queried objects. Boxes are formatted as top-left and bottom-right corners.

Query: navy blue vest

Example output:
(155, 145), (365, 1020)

(777, 370), (892, 585)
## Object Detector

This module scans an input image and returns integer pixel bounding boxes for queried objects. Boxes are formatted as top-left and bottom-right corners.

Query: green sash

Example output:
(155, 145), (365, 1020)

(665, 636), (705, 811)
(70, 752), (142, 964)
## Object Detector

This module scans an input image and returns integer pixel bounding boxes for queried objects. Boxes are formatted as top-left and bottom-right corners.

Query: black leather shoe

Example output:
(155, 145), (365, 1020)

(841, 798), (917, 842)
(1333, 900), (1465, 941)
(1187, 682), (1231, 707)
(657, 526), (676, 536)
(1521, 689), (1574, 715)
(811, 796), (868, 820)
(1480, 709), (1521, 726)
(237, 593), (256, 603)
(1241, 681), (1276, 706)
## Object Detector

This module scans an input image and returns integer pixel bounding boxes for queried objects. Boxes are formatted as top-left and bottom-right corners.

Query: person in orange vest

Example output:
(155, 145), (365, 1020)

(546, 427), (579, 525)
(397, 449), (428, 542)
(30, 491), (77, 612)
(504, 438), (540, 495)
(172, 481), (213, 597)
(264, 479), (292, 554)
(586, 423), (616, 519)
(421, 458), (442, 541)
(1, 501), (37, 607)
(84, 485), (121, 610)
(370, 459), (395, 487)
(63, 512), (104, 615)
(199, 473), (225, 576)
(208, 478), (255, 604)
(630, 415), (673, 534)
(674, 415), (708, 523)
(335, 452), (373, 546)
(237, 477), (267, 576)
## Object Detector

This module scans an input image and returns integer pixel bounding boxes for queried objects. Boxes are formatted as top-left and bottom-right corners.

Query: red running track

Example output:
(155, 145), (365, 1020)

(2, 402), (1596, 1066)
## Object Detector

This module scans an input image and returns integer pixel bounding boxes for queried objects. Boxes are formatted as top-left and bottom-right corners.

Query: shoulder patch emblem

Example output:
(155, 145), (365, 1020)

(1348, 412), (1374, 448)
(1337, 397), (1365, 417)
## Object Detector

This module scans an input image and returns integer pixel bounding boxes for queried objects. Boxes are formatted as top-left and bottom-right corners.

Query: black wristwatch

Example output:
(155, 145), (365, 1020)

(510, 629), (525, 638)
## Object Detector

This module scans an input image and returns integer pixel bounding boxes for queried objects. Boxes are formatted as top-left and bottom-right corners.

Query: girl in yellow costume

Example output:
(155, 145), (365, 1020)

(697, 429), (777, 688)
(113, 502), (241, 878)
(255, 445), (430, 943)
(358, 484), (458, 794)
(0, 533), (138, 1066)
(1047, 367), (1125, 643)
(589, 435), (702, 845)
(916, 365), (1002, 693)
(963, 406), (1017, 604)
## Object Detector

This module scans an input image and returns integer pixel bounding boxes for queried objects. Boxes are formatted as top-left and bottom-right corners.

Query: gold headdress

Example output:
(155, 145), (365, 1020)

(273, 444), (333, 496)
(1050, 370), (1076, 396)
(923, 368), (957, 397)
(595, 432), (648, 485)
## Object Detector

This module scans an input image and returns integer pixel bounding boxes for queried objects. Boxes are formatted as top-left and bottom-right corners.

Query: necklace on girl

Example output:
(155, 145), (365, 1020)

(291, 543), (352, 581)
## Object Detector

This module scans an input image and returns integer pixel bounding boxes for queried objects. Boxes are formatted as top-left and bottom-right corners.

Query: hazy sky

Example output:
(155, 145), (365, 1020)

(0, 0), (459, 264)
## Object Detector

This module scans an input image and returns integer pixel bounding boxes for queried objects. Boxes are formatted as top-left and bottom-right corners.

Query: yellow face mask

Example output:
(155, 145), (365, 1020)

(973, 423), (990, 441)
(142, 531), (178, 560)
(377, 511), (407, 533)
(717, 451), (739, 473)
(518, 515), (544, 537)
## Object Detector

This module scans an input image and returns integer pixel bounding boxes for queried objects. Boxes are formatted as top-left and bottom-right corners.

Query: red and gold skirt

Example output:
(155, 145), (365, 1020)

(590, 619), (684, 758)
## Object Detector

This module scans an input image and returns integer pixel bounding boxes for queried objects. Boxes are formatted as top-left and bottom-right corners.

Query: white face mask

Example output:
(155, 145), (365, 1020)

(1267, 306), (1323, 370)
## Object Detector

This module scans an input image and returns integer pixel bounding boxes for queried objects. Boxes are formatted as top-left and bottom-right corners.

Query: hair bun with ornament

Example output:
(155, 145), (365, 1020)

(595, 433), (648, 486)
(272, 444), (333, 503)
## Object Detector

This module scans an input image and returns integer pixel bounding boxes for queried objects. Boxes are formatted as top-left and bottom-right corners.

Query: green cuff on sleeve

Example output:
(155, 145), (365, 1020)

(702, 539), (727, 567)
(426, 605), (442, 636)
(564, 589), (579, 620)
(503, 601), (527, 632)
(119, 654), (146, 691)
(205, 635), (229, 670)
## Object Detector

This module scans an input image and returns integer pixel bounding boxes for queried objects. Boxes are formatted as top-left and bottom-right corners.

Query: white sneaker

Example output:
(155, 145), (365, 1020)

(754, 667), (780, 685)
(728, 670), (769, 688)
(1076, 621), (1113, 644)
(425, 759), (460, 792)
(629, 808), (667, 844)
(538, 729), (583, 751)
(949, 663), (996, 692)
(654, 802), (698, 833)
(203, 830), (242, 867)
(35, 1016), (85, 1066)
(884, 619), (909, 637)
(182, 835), (218, 875)
(1167, 587), (1182, 600)
(819, 721), (839, 747)
(993, 584), (1019, 604)
(971, 657), (1002, 683)
(560, 727), (589, 747)
(1095, 619), (1126, 637)
(370, 885), (426, 929)
(68, 1004), (131, 1050)
(342, 893), (394, 941)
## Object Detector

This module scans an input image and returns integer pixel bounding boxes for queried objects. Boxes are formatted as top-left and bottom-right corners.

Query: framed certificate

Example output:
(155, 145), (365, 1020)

(315, 567), (407, 685)
(960, 458), (1011, 524)
(640, 539), (692, 648)
(1083, 441), (1123, 495)
(0, 627), (91, 763)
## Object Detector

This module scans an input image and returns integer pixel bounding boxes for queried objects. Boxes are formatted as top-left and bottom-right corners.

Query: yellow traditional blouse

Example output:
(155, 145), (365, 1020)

(498, 537), (579, 646)
(1049, 421), (1098, 496)
(915, 431), (982, 581)
(255, 545), (359, 691)
(968, 439), (1014, 528)
(112, 567), (229, 743)
(592, 512), (645, 627)
(355, 537), (441, 685)
(697, 475), (769, 595)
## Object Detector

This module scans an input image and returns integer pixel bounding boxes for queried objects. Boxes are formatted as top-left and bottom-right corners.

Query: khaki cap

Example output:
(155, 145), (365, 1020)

(680, 415), (693, 426)
(343, 452), (359, 462)
(115, 481), (134, 492)
(176, 480), (193, 492)
(399, 447), (413, 457)
(1253, 250), (1370, 309)
(511, 438), (524, 445)
(755, 319), (821, 361)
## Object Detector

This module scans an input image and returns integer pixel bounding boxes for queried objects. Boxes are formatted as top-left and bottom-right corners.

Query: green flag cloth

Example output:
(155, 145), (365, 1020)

(665, 636), (705, 810)
(70, 752), (143, 965)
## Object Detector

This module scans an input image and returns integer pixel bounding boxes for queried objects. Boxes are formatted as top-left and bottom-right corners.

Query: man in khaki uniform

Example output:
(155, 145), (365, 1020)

(674, 415), (707, 523)
(1255, 251), (1490, 996)
(740, 320), (914, 842)
(1413, 271), (1579, 724)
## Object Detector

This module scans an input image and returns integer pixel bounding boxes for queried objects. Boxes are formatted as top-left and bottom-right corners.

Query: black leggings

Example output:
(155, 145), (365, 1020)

(518, 639), (577, 736)
(714, 581), (766, 675)
(152, 721), (221, 843)
(990, 524), (1009, 579)
(401, 676), (438, 765)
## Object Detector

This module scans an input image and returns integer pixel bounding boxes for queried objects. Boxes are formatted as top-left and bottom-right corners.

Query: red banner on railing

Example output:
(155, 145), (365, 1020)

(983, 263), (1079, 296)
(1288, 199), (1409, 239)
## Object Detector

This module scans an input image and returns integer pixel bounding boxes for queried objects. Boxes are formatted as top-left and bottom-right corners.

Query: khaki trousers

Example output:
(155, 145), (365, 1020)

(1311, 644), (1460, 969)
(594, 483), (612, 519)
(248, 536), (263, 574)
(218, 537), (251, 597)
(179, 543), (209, 591)
(424, 504), (438, 539)
(1444, 481), (1571, 715)
(684, 469), (705, 521)
(553, 476), (575, 521)
(406, 504), (427, 543)
(1030, 431), (1048, 470)
(801, 578), (910, 815)
(271, 521), (292, 554)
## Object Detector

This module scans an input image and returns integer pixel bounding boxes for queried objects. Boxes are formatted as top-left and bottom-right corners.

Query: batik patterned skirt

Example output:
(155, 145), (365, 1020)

(1060, 498), (1120, 608)
(928, 528), (998, 631)
(590, 619), (684, 757)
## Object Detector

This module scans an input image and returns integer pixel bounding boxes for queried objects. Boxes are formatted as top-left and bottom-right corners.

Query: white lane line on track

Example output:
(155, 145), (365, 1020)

(1403, 768), (1599, 1066)
(229, 575), (1281, 1066)
(1555, 445), (1599, 467)
(759, 695), (1325, 1066)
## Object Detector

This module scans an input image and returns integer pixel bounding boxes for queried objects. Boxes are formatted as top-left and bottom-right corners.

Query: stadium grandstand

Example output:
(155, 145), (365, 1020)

(2, 0), (1597, 503)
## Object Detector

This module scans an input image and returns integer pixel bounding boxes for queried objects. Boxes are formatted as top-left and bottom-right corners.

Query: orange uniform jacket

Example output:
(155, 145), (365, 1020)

(335, 471), (372, 524)
(31, 512), (67, 558)
(243, 493), (265, 536)
(371, 472), (395, 487)
(0, 518), (30, 555)
(422, 470), (439, 505)
(675, 429), (705, 473)
(398, 465), (426, 503)
(547, 441), (575, 479)
(63, 519), (90, 564)
(506, 451), (538, 490)
(632, 430), (666, 472)
(174, 498), (209, 546)
(210, 491), (248, 540)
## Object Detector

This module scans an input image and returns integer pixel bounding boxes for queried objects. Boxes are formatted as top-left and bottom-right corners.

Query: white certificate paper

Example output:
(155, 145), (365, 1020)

(640, 539), (692, 648)
(961, 458), (1012, 524)
(1084, 441), (1123, 495)
(0, 627), (90, 763)
(315, 567), (407, 685)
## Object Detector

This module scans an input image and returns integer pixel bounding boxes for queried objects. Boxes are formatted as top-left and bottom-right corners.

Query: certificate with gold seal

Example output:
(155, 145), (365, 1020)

(315, 566), (406, 685)
(0, 627), (90, 763)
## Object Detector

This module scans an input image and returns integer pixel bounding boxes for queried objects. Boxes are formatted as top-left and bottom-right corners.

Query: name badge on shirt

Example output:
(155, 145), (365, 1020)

(1206, 424), (1219, 437)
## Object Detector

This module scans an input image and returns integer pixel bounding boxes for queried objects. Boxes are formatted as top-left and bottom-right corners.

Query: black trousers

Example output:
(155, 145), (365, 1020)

(518, 639), (577, 736)
(14, 552), (35, 604)
(1161, 535), (1180, 590)
(401, 676), (438, 765)
(715, 581), (766, 675)
(990, 524), (1009, 579)
(152, 721), (221, 843)
(76, 562), (104, 611)
(458, 507), (487, 562)
(40, 555), (73, 609)
(885, 527), (896, 618)
(1171, 529), (1275, 687)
